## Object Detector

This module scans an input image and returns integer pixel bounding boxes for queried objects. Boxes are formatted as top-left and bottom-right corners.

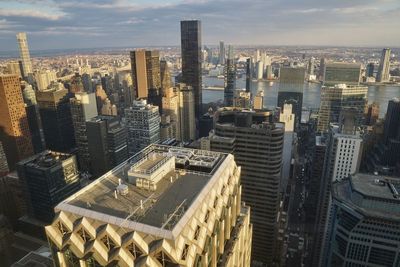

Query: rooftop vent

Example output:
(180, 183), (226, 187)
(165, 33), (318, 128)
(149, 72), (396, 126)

(373, 179), (385, 186)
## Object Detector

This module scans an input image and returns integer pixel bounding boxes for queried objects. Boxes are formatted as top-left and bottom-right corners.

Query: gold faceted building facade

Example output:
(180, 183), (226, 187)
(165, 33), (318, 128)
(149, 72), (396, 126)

(45, 145), (252, 267)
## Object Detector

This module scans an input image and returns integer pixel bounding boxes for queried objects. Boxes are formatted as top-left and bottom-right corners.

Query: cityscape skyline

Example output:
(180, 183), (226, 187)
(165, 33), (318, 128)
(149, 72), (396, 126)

(1, 0), (400, 51)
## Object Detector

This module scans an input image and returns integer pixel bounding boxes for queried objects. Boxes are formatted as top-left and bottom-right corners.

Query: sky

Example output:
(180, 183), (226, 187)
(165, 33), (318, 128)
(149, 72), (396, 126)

(0, 0), (400, 51)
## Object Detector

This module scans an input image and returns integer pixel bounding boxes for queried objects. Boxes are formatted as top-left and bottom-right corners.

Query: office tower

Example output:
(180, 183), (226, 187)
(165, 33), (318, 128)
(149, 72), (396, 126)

(256, 61), (264, 80)
(86, 115), (128, 177)
(312, 123), (363, 266)
(0, 75), (34, 170)
(325, 173), (400, 267)
(95, 84), (107, 112)
(160, 60), (172, 92)
(279, 104), (295, 190)
(69, 73), (84, 93)
(160, 115), (174, 142)
(307, 58), (315, 75)
(366, 62), (375, 77)
(198, 109), (214, 138)
(178, 83), (196, 142)
(181, 20), (202, 119)
(129, 50), (161, 101)
(277, 67), (305, 125)
(34, 70), (57, 91)
(266, 64), (273, 79)
(305, 135), (327, 266)
(234, 91), (251, 108)
(364, 102), (379, 126)
(210, 108), (284, 265)
(22, 83), (45, 153)
(17, 151), (80, 223)
(45, 144), (252, 267)
(125, 100), (160, 155)
(101, 74), (114, 95)
(16, 33), (33, 79)
(81, 73), (92, 93)
(366, 98), (400, 175)
(323, 62), (362, 85)
(219, 40), (225, 64)
(0, 142), (9, 176)
(253, 90), (264, 109)
(376, 48), (391, 82)
(70, 92), (98, 172)
(224, 45), (236, 107)
(246, 58), (252, 92)
(319, 57), (326, 81)
(7, 61), (22, 78)
(317, 84), (368, 132)
(162, 87), (180, 140)
(36, 83), (76, 152)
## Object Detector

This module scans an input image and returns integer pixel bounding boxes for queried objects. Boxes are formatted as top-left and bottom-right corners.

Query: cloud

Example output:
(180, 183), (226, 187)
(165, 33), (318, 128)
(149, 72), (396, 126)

(0, 0), (399, 50)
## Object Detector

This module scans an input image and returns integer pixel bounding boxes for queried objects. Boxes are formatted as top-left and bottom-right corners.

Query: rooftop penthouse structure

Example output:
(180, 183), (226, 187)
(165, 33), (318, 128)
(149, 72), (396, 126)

(45, 145), (252, 267)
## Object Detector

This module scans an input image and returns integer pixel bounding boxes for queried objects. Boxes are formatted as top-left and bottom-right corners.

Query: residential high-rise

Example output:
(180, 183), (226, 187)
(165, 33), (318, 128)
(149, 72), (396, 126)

(160, 60), (172, 93)
(86, 115), (128, 177)
(16, 33), (33, 79)
(36, 83), (76, 152)
(125, 100), (160, 155)
(317, 84), (367, 132)
(219, 40), (225, 65)
(70, 92), (98, 172)
(129, 50), (161, 101)
(312, 123), (363, 266)
(246, 58), (252, 92)
(323, 62), (362, 85)
(256, 61), (264, 80)
(162, 86), (180, 140)
(34, 70), (57, 91)
(6, 61), (21, 78)
(325, 173), (400, 267)
(22, 83), (45, 153)
(16, 150), (80, 223)
(277, 67), (305, 125)
(0, 75), (34, 170)
(178, 83), (196, 142)
(224, 45), (236, 107)
(364, 102), (379, 126)
(210, 108), (284, 265)
(181, 20), (202, 119)
(376, 48), (391, 82)
(45, 145), (252, 267)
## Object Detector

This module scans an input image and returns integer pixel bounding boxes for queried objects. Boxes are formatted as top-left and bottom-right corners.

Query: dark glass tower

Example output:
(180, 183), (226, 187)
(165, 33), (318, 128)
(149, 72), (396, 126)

(180, 20), (202, 119)
(224, 45), (236, 107)
(246, 58), (251, 92)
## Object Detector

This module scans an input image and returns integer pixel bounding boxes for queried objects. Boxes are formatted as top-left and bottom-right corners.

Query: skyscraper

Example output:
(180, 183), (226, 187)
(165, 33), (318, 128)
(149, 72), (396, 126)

(70, 92), (98, 172)
(246, 58), (252, 92)
(36, 83), (76, 152)
(224, 45), (236, 107)
(312, 123), (363, 266)
(325, 173), (400, 267)
(178, 83), (196, 142)
(34, 70), (57, 91)
(364, 102), (379, 126)
(0, 142), (9, 176)
(17, 150), (80, 223)
(219, 40), (225, 65)
(323, 62), (362, 86)
(16, 33), (33, 79)
(234, 91), (251, 108)
(45, 145), (252, 267)
(129, 50), (161, 101)
(317, 84), (367, 132)
(86, 115), (128, 177)
(180, 20), (202, 119)
(160, 60), (172, 92)
(253, 90), (264, 110)
(277, 67), (305, 125)
(125, 100), (160, 155)
(376, 48), (391, 82)
(210, 108), (284, 265)
(0, 75), (34, 170)
(162, 86), (180, 140)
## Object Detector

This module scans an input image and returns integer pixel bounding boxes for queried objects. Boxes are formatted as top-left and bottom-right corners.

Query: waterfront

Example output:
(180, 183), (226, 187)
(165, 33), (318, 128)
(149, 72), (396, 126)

(202, 76), (400, 117)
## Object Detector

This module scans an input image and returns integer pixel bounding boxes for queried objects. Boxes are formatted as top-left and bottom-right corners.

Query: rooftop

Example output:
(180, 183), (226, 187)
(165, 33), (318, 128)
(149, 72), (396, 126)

(57, 145), (226, 235)
(333, 173), (400, 221)
(21, 150), (72, 169)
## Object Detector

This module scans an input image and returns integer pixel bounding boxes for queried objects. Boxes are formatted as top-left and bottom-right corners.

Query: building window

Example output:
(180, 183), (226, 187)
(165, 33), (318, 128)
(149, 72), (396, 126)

(77, 228), (91, 242)
(56, 221), (69, 236)
(64, 248), (80, 267)
(194, 226), (201, 240)
(204, 210), (210, 224)
(101, 235), (117, 251)
(181, 244), (190, 261)
(127, 243), (143, 259)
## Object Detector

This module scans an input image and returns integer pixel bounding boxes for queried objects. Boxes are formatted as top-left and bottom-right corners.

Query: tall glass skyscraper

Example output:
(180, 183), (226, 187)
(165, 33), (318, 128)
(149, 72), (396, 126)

(180, 20), (202, 119)
(16, 33), (33, 79)
(224, 45), (236, 107)
(376, 48), (391, 82)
